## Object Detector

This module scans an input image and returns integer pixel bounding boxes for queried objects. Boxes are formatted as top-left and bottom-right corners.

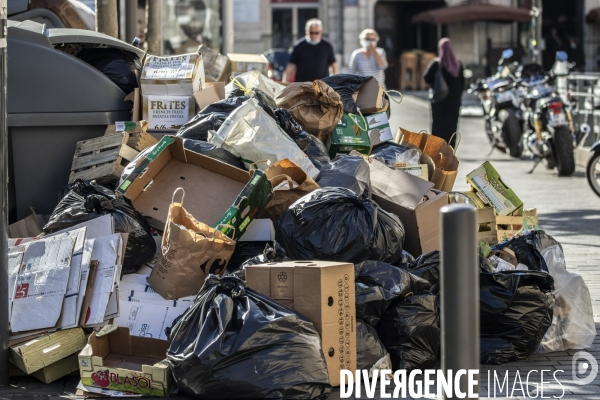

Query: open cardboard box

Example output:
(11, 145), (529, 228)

(117, 136), (251, 230)
(245, 260), (356, 387)
(193, 82), (226, 112)
(78, 326), (174, 397)
(367, 157), (448, 257)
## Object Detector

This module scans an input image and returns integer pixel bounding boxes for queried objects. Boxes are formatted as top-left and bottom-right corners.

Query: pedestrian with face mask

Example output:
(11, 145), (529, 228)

(348, 29), (388, 88)
(283, 19), (338, 83)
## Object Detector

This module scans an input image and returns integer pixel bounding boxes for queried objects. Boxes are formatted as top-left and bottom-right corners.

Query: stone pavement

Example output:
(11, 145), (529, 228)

(1, 94), (599, 399)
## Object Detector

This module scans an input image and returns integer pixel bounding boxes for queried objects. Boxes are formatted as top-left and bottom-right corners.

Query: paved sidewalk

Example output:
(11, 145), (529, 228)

(1, 95), (599, 399)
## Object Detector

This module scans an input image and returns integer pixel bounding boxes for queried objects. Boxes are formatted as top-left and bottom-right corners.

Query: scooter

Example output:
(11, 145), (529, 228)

(469, 49), (523, 157)
(587, 142), (600, 196)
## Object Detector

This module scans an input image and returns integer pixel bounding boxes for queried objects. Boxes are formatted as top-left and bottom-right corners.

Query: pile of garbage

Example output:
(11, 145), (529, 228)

(5, 47), (595, 398)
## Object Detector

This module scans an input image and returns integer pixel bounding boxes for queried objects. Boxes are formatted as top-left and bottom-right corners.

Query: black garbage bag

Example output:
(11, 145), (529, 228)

(398, 250), (415, 268)
(79, 48), (141, 94)
(522, 230), (563, 253)
(480, 270), (555, 364)
(252, 89), (278, 119)
(316, 155), (371, 199)
(376, 293), (440, 371)
(355, 260), (430, 326)
(492, 236), (549, 272)
(356, 318), (390, 371)
(274, 108), (331, 171)
(276, 188), (405, 264)
(167, 275), (331, 399)
(370, 142), (412, 166)
(322, 74), (372, 114)
(177, 97), (248, 141)
(399, 251), (440, 290)
(240, 241), (290, 269)
(201, 96), (249, 114)
(43, 179), (156, 274)
(182, 139), (246, 169)
(226, 241), (272, 273)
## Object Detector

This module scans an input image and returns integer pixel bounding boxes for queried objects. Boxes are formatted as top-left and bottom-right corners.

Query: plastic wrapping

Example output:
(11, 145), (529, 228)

(167, 275), (331, 399)
(355, 260), (430, 326)
(369, 142), (413, 166)
(276, 188), (405, 264)
(376, 294), (440, 371)
(43, 179), (156, 274)
(322, 74), (372, 114)
(480, 270), (555, 364)
(492, 236), (549, 272)
(316, 155), (371, 199)
(356, 318), (391, 372)
(182, 139), (246, 170)
(79, 48), (141, 94)
(537, 245), (596, 353)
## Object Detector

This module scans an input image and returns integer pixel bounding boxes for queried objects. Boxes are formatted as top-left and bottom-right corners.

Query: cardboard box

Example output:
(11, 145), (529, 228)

(467, 161), (523, 216)
(228, 53), (269, 76)
(142, 95), (195, 132)
(199, 45), (231, 82)
(117, 136), (251, 230)
(365, 112), (393, 146)
(393, 163), (429, 181)
(368, 158), (447, 257)
(140, 53), (205, 96)
(9, 328), (86, 374)
(8, 209), (43, 239)
(327, 114), (372, 158)
(355, 78), (387, 114)
(31, 354), (79, 383)
(78, 326), (174, 396)
(193, 82), (225, 111)
(245, 261), (356, 387)
(213, 170), (274, 240)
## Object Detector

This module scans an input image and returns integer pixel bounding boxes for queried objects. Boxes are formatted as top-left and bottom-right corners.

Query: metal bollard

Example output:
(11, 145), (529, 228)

(440, 204), (479, 399)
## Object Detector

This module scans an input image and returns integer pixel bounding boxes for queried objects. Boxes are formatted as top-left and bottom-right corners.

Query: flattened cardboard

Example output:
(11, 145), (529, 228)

(193, 82), (225, 111)
(117, 136), (250, 230)
(355, 78), (386, 114)
(78, 327), (173, 396)
(245, 260), (356, 387)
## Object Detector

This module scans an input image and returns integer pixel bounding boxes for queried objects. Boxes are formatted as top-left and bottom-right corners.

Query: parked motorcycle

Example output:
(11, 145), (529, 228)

(518, 52), (575, 176)
(587, 142), (600, 196)
(469, 49), (523, 157)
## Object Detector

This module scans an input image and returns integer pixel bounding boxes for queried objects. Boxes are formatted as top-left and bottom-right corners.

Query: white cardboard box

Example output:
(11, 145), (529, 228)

(141, 53), (205, 96)
(143, 95), (195, 131)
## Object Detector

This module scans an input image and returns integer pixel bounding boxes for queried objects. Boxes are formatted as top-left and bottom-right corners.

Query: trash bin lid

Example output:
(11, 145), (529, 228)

(47, 28), (146, 59)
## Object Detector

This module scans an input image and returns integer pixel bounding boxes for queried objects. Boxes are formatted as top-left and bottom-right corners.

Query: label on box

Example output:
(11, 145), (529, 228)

(144, 96), (193, 131)
(144, 55), (193, 80)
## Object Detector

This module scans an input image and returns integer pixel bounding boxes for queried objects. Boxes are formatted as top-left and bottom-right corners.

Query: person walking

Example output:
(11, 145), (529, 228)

(423, 38), (464, 148)
(348, 29), (388, 88)
(283, 19), (338, 83)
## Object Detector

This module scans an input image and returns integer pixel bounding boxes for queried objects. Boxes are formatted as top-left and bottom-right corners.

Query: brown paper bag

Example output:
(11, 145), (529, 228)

(397, 128), (460, 192)
(147, 188), (236, 300)
(258, 159), (320, 222)
(275, 80), (343, 143)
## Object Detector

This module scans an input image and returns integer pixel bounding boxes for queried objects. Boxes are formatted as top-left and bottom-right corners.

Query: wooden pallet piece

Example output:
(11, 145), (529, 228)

(9, 328), (86, 374)
(104, 121), (158, 151)
(69, 132), (140, 183)
(477, 207), (538, 244)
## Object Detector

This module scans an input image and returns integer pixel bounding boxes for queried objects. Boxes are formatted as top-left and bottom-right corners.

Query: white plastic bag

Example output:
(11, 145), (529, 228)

(224, 70), (285, 99)
(537, 245), (596, 352)
(210, 98), (319, 179)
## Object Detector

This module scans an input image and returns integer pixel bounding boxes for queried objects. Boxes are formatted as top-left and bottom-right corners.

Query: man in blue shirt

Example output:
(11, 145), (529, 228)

(283, 19), (338, 82)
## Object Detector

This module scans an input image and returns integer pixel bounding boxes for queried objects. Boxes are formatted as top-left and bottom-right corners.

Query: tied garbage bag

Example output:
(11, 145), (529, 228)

(316, 155), (371, 199)
(376, 294), (440, 371)
(276, 188), (405, 264)
(225, 70), (286, 99)
(356, 318), (392, 374)
(480, 270), (555, 364)
(79, 48), (141, 94)
(166, 275), (331, 399)
(537, 245), (595, 353)
(240, 242), (290, 270)
(492, 236), (549, 272)
(147, 188), (237, 300)
(355, 260), (430, 326)
(322, 74), (372, 114)
(399, 251), (440, 291)
(43, 179), (155, 274)
(210, 98), (319, 179)
(276, 80), (344, 143)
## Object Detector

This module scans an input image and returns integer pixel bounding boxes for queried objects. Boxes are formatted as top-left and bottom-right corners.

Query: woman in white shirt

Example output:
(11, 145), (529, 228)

(348, 29), (389, 88)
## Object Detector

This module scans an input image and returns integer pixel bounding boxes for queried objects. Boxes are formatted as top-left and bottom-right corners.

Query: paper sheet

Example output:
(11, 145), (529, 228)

(85, 234), (121, 326)
(10, 236), (75, 333)
(7, 246), (25, 320)
(114, 299), (188, 340)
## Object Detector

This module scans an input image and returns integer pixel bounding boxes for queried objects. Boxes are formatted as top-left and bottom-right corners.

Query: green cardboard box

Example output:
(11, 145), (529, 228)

(213, 169), (274, 240)
(467, 161), (523, 216)
(327, 114), (372, 159)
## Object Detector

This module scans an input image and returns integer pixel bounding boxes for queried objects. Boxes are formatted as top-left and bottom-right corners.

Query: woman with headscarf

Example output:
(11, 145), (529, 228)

(423, 38), (464, 147)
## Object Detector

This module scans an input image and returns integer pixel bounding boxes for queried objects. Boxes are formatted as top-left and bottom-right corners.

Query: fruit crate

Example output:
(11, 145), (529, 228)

(477, 207), (538, 245)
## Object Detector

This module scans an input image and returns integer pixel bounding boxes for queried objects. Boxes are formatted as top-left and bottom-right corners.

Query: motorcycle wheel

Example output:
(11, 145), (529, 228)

(586, 152), (600, 197)
(553, 126), (576, 176)
(502, 110), (523, 158)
